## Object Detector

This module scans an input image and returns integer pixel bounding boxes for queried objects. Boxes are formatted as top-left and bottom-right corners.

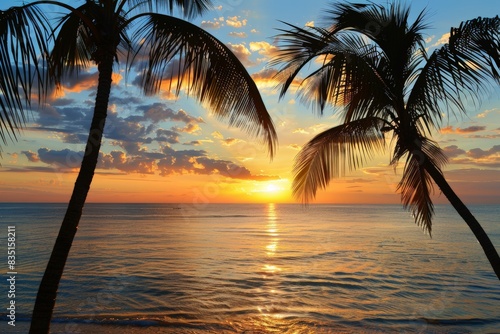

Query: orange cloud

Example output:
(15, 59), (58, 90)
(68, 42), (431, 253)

(227, 43), (256, 67)
(441, 125), (486, 134)
(249, 41), (279, 58)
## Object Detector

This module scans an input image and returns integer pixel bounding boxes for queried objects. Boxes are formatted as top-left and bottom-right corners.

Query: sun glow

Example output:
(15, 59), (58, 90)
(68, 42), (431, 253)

(265, 184), (280, 193)
(250, 180), (290, 202)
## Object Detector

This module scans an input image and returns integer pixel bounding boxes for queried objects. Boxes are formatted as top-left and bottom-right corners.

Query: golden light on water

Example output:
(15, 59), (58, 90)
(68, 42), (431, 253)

(256, 203), (285, 329)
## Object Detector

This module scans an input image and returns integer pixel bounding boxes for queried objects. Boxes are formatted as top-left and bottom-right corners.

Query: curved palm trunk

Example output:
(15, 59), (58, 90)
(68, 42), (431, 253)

(424, 160), (500, 281)
(29, 57), (114, 333)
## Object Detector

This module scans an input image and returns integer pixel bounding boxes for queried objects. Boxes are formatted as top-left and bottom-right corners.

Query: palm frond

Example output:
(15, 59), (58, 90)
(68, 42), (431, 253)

(132, 14), (277, 157)
(49, 2), (132, 81)
(127, 0), (213, 19)
(293, 117), (385, 202)
(272, 24), (393, 119)
(407, 16), (500, 123)
(302, 34), (392, 121)
(48, 3), (95, 81)
(270, 22), (334, 103)
(396, 137), (447, 235)
(0, 5), (50, 148)
(324, 2), (429, 68)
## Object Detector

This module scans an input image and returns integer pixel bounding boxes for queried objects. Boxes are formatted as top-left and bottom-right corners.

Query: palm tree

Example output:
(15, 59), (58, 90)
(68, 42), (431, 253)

(0, 1), (277, 332)
(272, 2), (500, 280)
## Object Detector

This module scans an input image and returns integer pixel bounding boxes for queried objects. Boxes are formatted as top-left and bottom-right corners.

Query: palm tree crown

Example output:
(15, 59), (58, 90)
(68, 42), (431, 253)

(1, 1), (277, 332)
(272, 2), (500, 279)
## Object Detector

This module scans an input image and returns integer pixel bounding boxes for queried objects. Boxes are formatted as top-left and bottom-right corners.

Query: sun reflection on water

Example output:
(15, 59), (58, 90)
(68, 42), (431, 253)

(256, 203), (287, 329)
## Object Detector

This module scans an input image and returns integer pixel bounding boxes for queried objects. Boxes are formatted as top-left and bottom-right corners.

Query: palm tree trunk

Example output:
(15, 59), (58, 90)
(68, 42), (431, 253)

(29, 57), (114, 333)
(424, 160), (500, 281)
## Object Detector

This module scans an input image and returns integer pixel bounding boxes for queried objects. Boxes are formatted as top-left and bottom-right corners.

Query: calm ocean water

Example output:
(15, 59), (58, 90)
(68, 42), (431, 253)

(0, 203), (499, 333)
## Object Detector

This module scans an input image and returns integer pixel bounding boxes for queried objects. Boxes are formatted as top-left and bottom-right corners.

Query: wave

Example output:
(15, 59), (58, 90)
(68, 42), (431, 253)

(9, 315), (500, 333)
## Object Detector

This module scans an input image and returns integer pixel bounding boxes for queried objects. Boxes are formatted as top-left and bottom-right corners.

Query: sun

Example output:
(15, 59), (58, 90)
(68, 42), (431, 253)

(249, 180), (291, 202)
(265, 184), (280, 193)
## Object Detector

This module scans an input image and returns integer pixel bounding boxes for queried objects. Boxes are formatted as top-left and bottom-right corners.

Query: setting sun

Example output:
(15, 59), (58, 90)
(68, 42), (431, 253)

(248, 179), (290, 202)
(265, 183), (280, 193)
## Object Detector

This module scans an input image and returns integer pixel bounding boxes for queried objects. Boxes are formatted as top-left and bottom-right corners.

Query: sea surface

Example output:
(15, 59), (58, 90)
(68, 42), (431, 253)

(0, 203), (499, 333)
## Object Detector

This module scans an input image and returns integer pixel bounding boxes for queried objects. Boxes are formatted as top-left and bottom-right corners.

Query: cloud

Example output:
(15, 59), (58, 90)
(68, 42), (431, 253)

(468, 134), (500, 139)
(155, 129), (179, 144)
(138, 104), (204, 124)
(251, 68), (280, 88)
(200, 20), (221, 29)
(221, 138), (242, 146)
(227, 43), (256, 67)
(100, 150), (159, 174)
(293, 128), (309, 134)
(27, 144), (276, 181)
(447, 144), (500, 167)
(443, 145), (466, 158)
(211, 131), (224, 139)
(53, 72), (123, 98)
(226, 16), (247, 28)
(37, 148), (84, 169)
(467, 145), (500, 159)
(229, 32), (247, 38)
(173, 123), (202, 134)
(477, 108), (499, 118)
(194, 157), (278, 180)
(441, 125), (486, 134)
(183, 139), (213, 146)
(432, 33), (450, 47)
(287, 144), (302, 150)
(21, 151), (40, 162)
(249, 41), (279, 58)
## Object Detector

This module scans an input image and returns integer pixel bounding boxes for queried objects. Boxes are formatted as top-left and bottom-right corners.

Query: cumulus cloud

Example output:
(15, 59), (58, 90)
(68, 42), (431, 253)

(446, 144), (500, 167)
(53, 72), (122, 98)
(226, 16), (247, 28)
(227, 43), (256, 67)
(433, 33), (450, 47)
(229, 32), (247, 38)
(155, 129), (179, 144)
(251, 68), (280, 88)
(443, 145), (466, 158)
(25, 145), (276, 181)
(21, 150), (40, 162)
(37, 148), (84, 169)
(467, 145), (500, 159)
(138, 104), (204, 124)
(200, 20), (222, 29)
(173, 123), (202, 134)
(249, 41), (279, 58)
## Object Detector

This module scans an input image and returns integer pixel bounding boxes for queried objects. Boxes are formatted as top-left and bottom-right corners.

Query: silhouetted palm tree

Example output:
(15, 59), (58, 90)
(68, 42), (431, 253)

(0, 1), (277, 332)
(272, 2), (500, 280)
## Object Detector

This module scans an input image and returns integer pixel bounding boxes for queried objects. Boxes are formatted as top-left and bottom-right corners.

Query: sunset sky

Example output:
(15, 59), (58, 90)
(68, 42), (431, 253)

(1, 0), (499, 204)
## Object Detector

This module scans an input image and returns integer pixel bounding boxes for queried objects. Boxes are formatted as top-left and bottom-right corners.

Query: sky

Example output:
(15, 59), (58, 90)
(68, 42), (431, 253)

(0, 0), (500, 204)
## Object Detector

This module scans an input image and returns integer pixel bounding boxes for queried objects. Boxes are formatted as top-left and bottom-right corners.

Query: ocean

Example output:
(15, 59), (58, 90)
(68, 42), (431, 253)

(0, 203), (499, 333)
